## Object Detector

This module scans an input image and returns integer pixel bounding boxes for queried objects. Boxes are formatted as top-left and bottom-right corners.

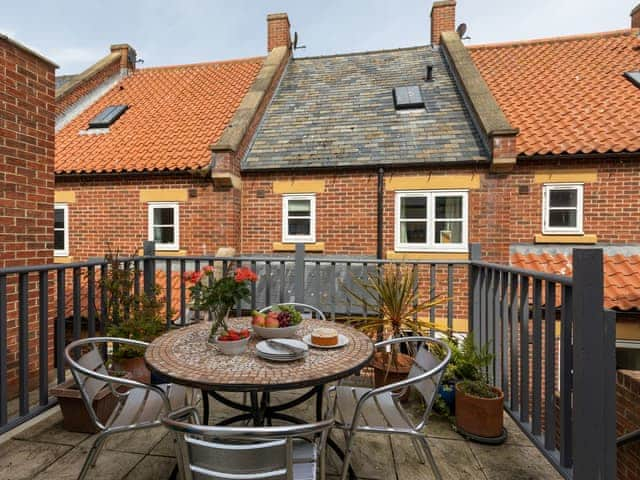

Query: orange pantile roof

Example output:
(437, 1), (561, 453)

(56, 57), (264, 174)
(468, 29), (640, 156)
(511, 252), (640, 311)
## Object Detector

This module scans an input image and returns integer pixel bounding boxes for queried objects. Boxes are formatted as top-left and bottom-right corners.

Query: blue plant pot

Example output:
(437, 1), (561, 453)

(438, 382), (456, 415)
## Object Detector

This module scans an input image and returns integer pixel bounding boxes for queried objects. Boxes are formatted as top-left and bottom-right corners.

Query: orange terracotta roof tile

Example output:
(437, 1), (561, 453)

(469, 29), (640, 156)
(56, 57), (264, 174)
(511, 252), (640, 311)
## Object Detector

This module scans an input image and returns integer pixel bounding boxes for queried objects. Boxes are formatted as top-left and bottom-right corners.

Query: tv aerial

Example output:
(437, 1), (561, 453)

(456, 23), (471, 40)
(293, 32), (306, 50)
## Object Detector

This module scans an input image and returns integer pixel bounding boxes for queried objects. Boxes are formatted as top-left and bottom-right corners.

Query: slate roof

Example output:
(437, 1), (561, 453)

(55, 74), (78, 91)
(243, 46), (488, 170)
(469, 29), (640, 157)
(511, 250), (640, 311)
(56, 57), (264, 174)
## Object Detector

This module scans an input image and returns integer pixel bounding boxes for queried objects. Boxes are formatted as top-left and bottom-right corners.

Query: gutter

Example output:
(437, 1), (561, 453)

(377, 167), (384, 259)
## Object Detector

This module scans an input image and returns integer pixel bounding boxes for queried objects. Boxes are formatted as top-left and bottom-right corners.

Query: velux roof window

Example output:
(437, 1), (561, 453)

(392, 86), (424, 110)
(624, 72), (640, 88)
(88, 105), (128, 129)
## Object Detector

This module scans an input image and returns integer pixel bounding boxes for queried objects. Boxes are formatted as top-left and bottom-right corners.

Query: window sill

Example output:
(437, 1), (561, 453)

(534, 234), (597, 244)
(387, 251), (468, 261)
(53, 256), (74, 264)
(137, 249), (187, 256)
(273, 242), (325, 252)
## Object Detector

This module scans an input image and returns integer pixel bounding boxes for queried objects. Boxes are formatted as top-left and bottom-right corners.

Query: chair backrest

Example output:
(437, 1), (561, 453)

(408, 342), (445, 403)
(65, 336), (156, 430)
(259, 302), (327, 321)
(163, 414), (333, 480)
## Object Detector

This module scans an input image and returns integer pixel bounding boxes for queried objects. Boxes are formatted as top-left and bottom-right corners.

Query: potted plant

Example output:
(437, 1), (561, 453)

(341, 265), (447, 391)
(455, 379), (504, 440)
(432, 333), (504, 441)
(185, 264), (258, 342)
(101, 252), (166, 383)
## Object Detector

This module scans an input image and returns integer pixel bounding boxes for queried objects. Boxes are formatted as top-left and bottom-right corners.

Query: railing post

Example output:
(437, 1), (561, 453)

(468, 243), (481, 343)
(295, 243), (305, 303)
(572, 248), (616, 480)
(143, 241), (156, 298)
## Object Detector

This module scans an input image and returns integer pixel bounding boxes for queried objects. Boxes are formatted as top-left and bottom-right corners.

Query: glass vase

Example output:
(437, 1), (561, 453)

(208, 304), (231, 343)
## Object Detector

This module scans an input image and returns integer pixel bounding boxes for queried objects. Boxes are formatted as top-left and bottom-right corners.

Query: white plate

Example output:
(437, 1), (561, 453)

(302, 334), (349, 349)
(257, 351), (308, 362)
(256, 339), (308, 356)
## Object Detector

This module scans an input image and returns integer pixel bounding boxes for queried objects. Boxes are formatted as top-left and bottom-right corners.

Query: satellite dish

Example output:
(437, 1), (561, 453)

(456, 23), (470, 40)
(292, 31), (306, 50)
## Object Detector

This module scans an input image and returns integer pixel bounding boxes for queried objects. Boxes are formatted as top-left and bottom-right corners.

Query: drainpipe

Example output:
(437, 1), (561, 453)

(377, 167), (384, 259)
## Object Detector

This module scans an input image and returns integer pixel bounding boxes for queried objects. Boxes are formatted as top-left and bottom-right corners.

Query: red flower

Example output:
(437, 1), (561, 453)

(190, 271), (203, 283)
(234, 267), (258, 283)
(203, 265), (215, 274)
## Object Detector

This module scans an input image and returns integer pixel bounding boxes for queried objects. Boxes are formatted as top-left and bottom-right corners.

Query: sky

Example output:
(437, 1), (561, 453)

(1, 0), (634, 74)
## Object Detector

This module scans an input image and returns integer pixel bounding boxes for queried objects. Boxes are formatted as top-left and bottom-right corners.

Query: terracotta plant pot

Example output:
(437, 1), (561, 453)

(112, 356), (151, 384)
(51, 377), (119, 433)
(370, 351), (413, 400)
(455, 383), (504, 438)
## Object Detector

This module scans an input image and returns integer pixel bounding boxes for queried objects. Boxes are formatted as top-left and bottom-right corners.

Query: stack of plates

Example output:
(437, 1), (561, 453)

(256, 339), (309, 362)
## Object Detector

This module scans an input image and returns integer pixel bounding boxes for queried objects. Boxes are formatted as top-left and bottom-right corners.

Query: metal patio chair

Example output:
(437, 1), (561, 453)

(162, 406), (334, 480)
(328, 336), (451, 480)
(259, 302), (328, 321)
(65, 337), (198, 480)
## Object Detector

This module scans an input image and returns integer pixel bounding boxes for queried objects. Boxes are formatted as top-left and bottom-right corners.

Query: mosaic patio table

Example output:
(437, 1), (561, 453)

(145, 317), (375, 426)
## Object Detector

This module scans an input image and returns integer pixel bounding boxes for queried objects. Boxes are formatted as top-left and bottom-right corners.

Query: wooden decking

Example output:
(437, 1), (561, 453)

(0, 387), (562, 480)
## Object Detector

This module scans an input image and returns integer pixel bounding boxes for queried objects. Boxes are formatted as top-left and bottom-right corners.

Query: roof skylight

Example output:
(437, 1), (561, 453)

(623, 72), (640, 88)
(88, 105), (128, 129)
(392, 86), (424, 110)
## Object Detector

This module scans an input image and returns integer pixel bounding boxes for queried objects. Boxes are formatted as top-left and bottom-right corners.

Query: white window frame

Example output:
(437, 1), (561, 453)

(282, 194), (316, 243)
(148, 202), (180, 251)
(54, 203), (69, 257)
(394, 190), (468, 252)
(542, 183), (584, 235)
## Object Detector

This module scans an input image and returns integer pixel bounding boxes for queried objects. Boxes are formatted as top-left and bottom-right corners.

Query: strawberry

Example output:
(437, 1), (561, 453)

(240, 328), (250, 338)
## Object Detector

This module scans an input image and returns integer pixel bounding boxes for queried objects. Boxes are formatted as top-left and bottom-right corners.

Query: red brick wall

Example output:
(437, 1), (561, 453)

(55, 56), (120, 116)
(56, 173), (240, 258)
(617, 369), (640, 480)
(0, 37), (56, 398)
(431, 0), (456, 45)
(267, 14), (291, 52)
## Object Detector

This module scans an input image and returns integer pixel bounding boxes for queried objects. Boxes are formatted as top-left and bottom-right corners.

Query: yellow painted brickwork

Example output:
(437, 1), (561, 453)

(54, 191), (76, 203)
(139, 189), (189, 202)
(272, 180), (325, 194)
(385, 174), (481, 191)
(533, 169), (597, 184)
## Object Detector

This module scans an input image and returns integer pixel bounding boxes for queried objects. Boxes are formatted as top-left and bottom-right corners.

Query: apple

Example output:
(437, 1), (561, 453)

(265, 316), (280, 328)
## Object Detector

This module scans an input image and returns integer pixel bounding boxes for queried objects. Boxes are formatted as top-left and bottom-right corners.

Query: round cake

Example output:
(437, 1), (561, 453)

(311, 327), (339, 346)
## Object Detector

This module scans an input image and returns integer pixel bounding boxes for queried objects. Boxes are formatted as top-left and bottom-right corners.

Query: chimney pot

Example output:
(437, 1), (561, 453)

(430, 0), (456, 46)
(632, 4), (640, 28)
(267, 13), (291, 52)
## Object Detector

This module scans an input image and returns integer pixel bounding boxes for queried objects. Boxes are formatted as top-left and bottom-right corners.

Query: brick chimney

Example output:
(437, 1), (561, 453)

(110, 43), (137, 74)
(431, 0), (456, 46)
(267, 13), (291, 52)
(632, 4), (640, 28)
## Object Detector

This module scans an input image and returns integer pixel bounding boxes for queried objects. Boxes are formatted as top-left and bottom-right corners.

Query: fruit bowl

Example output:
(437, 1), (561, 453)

(251, 305), (304, 339)
(213, 328), (250, 355)
(252, 323), (302, 339)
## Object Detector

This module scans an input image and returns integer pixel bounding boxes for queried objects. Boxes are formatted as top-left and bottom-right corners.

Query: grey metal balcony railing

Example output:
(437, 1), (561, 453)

(0, 244), (616, 479)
